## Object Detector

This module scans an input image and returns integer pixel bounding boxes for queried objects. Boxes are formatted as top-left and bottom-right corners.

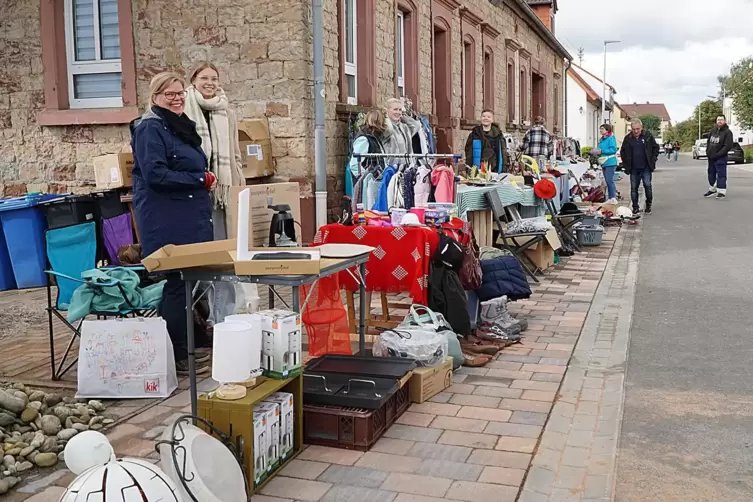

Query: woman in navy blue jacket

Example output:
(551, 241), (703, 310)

(131, 72), (217, 375)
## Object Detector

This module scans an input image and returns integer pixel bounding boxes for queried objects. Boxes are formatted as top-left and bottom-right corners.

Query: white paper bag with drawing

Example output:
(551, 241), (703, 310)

(76, 317), (178, 399)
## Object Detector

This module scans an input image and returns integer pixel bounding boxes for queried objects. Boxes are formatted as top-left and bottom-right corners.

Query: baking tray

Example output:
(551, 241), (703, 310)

(303, 372), (399, 409)
(305, 355), (417, 379)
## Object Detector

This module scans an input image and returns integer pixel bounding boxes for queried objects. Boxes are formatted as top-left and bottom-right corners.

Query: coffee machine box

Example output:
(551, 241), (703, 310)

(229, 182), (301, 243)
(254, 401), (281, 471)
(237, 119), (274, 179)
(266, 392), (294, 461)
(260, 310), (302, 379)
(252, 411), (267, 486)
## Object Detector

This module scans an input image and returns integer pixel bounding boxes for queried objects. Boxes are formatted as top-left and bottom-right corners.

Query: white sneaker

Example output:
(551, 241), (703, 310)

(605, 198), (618, 205)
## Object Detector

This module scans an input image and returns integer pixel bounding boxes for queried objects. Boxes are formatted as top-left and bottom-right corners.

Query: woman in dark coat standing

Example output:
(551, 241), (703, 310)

(131, 72), (216, 375)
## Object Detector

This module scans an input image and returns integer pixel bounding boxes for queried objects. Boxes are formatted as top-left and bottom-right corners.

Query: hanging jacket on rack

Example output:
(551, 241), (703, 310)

(415, 164), (432, 206)
(419, 116), (436, 154)
(374, 165), (397, 211)
(431, 165), (455, 203)
(363, 172), (379, 211)
(403, 165), (417, 209)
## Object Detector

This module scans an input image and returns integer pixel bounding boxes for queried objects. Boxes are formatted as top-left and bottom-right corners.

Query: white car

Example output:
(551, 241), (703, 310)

(692, 139), (707, 159)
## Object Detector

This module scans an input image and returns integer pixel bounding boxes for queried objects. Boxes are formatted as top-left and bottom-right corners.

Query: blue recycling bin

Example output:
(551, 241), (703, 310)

(0, 219), (15, 291)
(0, 194), (65, 288)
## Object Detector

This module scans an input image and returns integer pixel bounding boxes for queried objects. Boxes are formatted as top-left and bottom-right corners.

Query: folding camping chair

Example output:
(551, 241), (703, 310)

(45, 221), (156, 380)
(486, 190), (546, 283)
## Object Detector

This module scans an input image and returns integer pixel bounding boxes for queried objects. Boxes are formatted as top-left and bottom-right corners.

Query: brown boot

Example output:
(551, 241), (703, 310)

(460, 338), (500, 356)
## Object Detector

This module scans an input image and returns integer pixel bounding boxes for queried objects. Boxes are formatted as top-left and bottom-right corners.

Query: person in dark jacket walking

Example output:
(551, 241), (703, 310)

(464, 109), (509, 173)
(131, 72), (216, 375)
(620, 118), (660, 214)
(703, 115), (734, 199)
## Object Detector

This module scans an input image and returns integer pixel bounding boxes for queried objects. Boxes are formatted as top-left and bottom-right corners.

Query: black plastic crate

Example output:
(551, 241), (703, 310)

(40, 195), (97, 230)
(93, 190), (127, 219)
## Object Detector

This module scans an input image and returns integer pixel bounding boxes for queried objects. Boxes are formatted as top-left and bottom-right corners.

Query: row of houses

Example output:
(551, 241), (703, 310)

(566, 63), (671, 148)
(0, 0), (572, 238)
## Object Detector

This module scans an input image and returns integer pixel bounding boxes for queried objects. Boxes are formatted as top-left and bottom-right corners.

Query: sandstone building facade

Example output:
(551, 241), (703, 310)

(0, 0), (569, 234)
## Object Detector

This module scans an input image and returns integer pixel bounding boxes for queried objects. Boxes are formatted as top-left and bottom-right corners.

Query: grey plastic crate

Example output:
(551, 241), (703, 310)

(575, 225), (604, 246)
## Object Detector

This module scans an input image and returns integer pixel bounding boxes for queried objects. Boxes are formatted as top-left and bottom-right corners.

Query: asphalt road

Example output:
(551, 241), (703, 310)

(614, 154), (753, 501)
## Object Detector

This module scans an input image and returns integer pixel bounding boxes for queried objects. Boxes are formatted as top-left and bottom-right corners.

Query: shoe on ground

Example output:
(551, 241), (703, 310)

(476, 326), (521, 345)
(605, 198), (618, 205)
(491, 296), (528, 332)
(460, 338), (500, 355)
(703, 190), (717, 198)
(632, 207), (641, 215)
(176, 358), (211, 376)
(716, 193), (726, 200)
(644, 204), (652, 214)
(461, 351), (491, 367)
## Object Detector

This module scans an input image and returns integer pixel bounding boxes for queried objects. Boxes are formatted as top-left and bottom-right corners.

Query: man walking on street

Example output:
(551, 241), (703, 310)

(703, 115), (734, 200)
(521, 116), (553, 170)
(620, 118), (659, 214)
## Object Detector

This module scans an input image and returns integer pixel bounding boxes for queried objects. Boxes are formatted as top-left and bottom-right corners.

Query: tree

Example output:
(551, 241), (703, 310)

(695, 99), (724, 137)
(719, 57), (753, 130)
(638, 114), (662, 136)
(663, 99), (723, 150)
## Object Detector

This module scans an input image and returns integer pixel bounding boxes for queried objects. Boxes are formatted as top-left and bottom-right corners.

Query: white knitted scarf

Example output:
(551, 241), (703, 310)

(184, 86), (232, 209)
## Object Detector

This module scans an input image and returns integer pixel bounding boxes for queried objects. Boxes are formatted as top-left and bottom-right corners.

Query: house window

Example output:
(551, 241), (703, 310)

(507, 60), (515, 123)
(63, 0), (123, 109)
(396, 10), (405, 97)
(462, 37), (475, 119)
(520, 67), (527, 123)
(343, 0), (357, 105)
(483, 49), (493, 111)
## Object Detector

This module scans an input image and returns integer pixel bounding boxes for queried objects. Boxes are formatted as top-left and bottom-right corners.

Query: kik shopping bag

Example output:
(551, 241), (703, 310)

(76, 317), (178, 399)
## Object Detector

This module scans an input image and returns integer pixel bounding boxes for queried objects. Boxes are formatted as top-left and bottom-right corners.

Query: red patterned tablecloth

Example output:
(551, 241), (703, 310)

(314, 224), (439, 304)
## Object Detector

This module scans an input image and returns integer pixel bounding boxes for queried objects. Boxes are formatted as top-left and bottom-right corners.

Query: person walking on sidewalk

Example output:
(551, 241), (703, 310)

(673, 141), (681, 162)
(592, 123), (619, 204)
(620, 118), (659, 214)
(704, 115), (734, 200)
(521, 116), (554, 170)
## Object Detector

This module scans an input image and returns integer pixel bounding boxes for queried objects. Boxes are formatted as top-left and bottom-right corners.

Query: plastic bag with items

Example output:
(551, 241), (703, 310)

(399, 305), (464, 369)
(373, 326), (448, 368)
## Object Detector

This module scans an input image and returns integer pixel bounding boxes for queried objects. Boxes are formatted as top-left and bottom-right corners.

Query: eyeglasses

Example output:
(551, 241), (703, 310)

(161, 90), (187, 100)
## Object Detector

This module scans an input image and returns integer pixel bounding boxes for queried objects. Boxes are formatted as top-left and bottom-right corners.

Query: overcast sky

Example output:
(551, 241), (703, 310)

(557, 0), (753, 124)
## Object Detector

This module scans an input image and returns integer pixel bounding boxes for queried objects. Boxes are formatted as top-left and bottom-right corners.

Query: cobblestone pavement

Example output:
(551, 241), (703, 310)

(520, 225), (640, 501)
(2, 225), (626, 501)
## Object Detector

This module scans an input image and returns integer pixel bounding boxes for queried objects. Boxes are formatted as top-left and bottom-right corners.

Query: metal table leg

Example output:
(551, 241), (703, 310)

(358, 262), (366, 356)
(185, 279), (198, 423)
(292, 286), (300, 314)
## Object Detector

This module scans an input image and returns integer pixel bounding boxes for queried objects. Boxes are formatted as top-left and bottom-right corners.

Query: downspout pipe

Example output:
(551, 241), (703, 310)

(313, 0), (327, 229)
(564, 58), (571, 137)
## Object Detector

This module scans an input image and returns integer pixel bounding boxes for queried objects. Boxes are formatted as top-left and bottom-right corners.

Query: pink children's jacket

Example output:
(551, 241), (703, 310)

(431, 166), (455, 203)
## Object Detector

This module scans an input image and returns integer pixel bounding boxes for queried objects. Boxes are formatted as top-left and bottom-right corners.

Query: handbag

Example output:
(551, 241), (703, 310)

(399, 305), (463, 369)
(459, 232), (482, 290)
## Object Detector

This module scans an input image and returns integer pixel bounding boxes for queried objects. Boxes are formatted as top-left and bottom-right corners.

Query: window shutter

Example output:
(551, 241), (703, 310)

(73, 0), (95, 61)
(99, 0), (121, 60)
(73, 72), (123, 99)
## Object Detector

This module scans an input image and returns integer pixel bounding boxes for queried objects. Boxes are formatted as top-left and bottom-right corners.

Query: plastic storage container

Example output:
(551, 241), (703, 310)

(0, 194), (64, 288)
(39, 194), (96, 229)
(575, 225), (604, 246)
(0, 221), (15, 291)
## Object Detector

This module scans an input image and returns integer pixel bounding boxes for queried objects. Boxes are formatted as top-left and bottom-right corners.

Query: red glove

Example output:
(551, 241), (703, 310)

(203, 171), (216, 190)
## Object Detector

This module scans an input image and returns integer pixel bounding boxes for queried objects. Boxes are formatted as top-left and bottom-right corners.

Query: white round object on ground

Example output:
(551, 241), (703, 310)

(616, 206), (633, 218)
(225, 314), (263, 377)
(159, 420), (246, 502)
(63, 431), (115, 475)
(60, 457), (182, 502)
(212, 321), (254, 383)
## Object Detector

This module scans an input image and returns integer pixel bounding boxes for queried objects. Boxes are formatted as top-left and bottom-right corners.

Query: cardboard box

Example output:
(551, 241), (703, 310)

(261, 310), (302, 379)
(267, 392), (295, 461)
(230, 182), (301, 243)
(238, 119), (274, 179)
(93, 153), (133, 189)
(252, 411), (267, 486)
(254, 401), (281, 471)
(524, 241), (555, 271)
(142, 240), (322, 276)
(410, 357), (453, 404)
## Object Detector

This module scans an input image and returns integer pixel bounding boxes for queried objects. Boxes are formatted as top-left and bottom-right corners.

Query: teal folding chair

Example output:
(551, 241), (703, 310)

(45, 222), (155, 380)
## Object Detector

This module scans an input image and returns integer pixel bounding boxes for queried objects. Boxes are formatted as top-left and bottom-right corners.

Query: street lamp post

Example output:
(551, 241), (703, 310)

(602, 40), (620, 124)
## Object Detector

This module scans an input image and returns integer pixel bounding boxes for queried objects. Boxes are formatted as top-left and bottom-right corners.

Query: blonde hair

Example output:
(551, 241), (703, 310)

(189, 62), (220, 83)
(385, 98), (403, 109)
(149, 72), (185, 102)
(363, 109), (386, 134)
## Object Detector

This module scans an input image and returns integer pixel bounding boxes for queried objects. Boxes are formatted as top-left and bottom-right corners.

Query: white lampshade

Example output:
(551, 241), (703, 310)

(224, 313), (263, 377)
(212, 321), (254, 384)
(64, 431), (115, 475)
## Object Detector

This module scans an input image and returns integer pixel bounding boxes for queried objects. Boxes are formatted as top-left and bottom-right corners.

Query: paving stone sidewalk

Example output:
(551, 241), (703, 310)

(520, 225), (640, 502)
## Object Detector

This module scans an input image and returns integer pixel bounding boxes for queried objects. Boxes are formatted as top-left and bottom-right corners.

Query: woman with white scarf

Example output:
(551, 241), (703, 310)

(184, 63), (248, 329)
(184, 62), (245, 239)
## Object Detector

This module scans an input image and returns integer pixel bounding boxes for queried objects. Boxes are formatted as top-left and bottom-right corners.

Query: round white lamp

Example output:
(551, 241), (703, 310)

(212, 321), (254, 400)
(159, 420), (247, 502)
(225, 313), (263, 379)
(63, 431), (115, 475)
(60, 456), (183, 502)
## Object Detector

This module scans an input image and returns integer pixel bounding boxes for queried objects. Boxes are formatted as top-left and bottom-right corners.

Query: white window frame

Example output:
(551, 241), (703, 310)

(63, 0), (123, 109)
(396, 11), (406, 97)
(343, 0), (358, 105)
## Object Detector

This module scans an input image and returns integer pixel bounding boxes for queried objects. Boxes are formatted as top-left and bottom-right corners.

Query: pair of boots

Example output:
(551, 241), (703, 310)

(476, 296), (527, 346)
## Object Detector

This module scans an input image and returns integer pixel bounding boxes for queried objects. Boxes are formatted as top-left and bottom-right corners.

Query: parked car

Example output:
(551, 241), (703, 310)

(692, 139), (707, 159)
(658, 144), (666, 154)
(729, 142), (745, 164)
